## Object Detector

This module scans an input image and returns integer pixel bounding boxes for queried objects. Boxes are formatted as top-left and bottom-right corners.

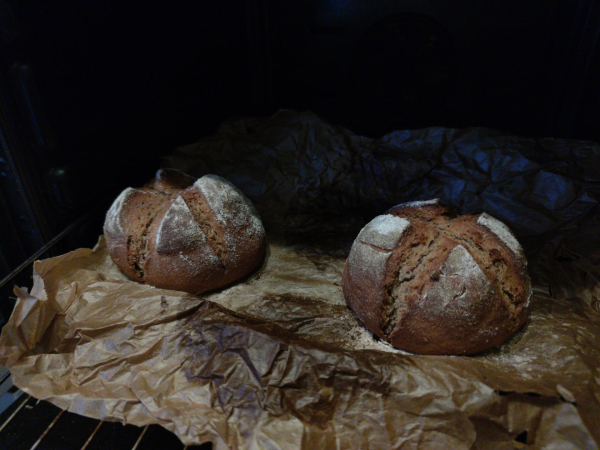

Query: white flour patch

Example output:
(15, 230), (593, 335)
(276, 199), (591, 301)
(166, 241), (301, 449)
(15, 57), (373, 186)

(347, 240), (391, 282)
(396, 198), (440, 208)
(194, 175), (263, 236)
(194, 175), (265, 266)
(346, 325), (404, 353)
(477, 213), (523, 259)
(104, 187), (136, 236)
(358, 215), (411, 251)
(154, 196), (221, 277)
(524, 291), (532, 308)
(156, 196), (207, 253)
(420, 245), (492, 321)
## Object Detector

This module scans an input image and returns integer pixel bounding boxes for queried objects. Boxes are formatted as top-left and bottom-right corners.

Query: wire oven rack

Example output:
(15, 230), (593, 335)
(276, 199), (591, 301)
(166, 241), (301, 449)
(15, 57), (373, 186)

(0, 388), (211, 449)
(0, 211), (212, 449)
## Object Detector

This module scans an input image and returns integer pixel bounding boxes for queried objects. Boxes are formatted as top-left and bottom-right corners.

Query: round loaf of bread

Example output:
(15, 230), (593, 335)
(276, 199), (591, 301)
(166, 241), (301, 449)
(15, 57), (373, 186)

(342, 199), (531, 355)
(104, 169), (266, 294)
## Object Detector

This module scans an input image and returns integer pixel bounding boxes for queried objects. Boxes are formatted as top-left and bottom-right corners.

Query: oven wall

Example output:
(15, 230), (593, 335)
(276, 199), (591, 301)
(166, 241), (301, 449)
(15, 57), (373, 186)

(1, 0), (599, 281)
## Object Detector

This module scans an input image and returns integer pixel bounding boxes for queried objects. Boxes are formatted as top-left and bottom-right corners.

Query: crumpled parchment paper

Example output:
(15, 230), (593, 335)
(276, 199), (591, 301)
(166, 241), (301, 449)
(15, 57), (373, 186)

(1, 111), (599, 449)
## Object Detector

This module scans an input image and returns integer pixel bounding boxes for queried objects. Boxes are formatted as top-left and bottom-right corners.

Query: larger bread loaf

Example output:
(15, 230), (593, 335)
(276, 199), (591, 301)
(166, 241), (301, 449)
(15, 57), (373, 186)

(104, 169), (266, 294)
(342, 199), (531, 355)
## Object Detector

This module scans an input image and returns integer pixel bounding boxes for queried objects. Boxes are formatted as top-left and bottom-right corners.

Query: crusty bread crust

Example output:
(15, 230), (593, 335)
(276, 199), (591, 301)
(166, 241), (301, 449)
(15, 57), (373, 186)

(104, 169), (266, 294)
(343, 199), (531, 355)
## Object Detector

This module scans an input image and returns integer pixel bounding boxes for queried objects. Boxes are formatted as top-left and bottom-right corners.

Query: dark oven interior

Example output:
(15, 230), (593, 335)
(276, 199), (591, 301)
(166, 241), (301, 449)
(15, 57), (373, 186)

(2, 1), (600, 448)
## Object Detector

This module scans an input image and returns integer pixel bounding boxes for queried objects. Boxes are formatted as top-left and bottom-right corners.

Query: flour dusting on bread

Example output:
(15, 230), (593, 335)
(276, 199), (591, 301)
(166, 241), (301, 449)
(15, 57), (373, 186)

(421, 245), (492, 320)
(105, 187), (137, 236)
(193, 175), (265, 268)
(396, 198), (440, 209)
(343, 200), (530, 355)
(194, 175), (263, 237)
(104, 171), (266, 294)
(477, 213), (523, 259)
(357, 215), (411, 251)
(155, 196), (207, 253)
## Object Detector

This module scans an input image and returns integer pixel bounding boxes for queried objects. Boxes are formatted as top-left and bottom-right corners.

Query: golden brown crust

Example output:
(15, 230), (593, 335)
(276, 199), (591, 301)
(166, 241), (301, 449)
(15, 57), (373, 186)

(104, 169), (266, 294)
(343, 200), (531, 355)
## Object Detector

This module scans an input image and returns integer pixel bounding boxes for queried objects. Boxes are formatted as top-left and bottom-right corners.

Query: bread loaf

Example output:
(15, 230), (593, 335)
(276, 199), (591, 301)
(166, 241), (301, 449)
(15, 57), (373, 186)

(342, 199), (531, 355)
(104, 169), (266, 294)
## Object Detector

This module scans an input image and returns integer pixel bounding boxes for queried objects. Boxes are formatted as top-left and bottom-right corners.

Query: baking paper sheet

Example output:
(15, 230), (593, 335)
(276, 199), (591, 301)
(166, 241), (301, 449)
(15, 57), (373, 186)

(1, 111), (599, 449)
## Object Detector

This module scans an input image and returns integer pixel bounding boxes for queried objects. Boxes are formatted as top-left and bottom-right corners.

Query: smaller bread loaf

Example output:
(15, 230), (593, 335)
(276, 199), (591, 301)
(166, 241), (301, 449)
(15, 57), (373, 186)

(104, 169), (266, 294)
(342, 199), (531, 355)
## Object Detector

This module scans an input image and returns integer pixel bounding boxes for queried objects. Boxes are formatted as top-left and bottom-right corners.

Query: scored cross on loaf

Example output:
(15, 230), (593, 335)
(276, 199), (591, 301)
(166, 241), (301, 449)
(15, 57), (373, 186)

(342, 199), (531, 355)
(104, 169), (266, 294)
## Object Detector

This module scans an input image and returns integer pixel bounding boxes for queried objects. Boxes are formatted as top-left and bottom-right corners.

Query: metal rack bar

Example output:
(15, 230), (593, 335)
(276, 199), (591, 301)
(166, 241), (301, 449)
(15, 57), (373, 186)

(80, 420), (104, 450)
(0, 394), (30, 433)
(131, 425), (149, 450)
(0, 209), (97, 290)
(29, 408), (64, 450)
